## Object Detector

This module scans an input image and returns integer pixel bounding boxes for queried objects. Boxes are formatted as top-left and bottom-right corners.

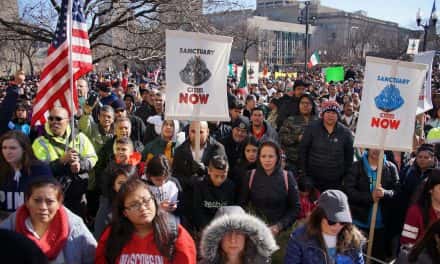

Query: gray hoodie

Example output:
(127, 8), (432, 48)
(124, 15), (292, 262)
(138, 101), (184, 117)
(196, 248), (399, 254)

(199, 206), (279, 264)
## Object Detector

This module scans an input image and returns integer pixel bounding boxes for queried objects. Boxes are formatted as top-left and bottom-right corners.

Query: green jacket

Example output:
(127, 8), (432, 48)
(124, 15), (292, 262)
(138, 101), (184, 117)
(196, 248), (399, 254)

(78, 113), (113, 154)
(279, 115), (318, 169)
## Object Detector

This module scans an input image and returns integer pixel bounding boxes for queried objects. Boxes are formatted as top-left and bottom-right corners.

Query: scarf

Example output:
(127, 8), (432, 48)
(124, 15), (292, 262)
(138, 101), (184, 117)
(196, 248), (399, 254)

(15, 205), (69, 260)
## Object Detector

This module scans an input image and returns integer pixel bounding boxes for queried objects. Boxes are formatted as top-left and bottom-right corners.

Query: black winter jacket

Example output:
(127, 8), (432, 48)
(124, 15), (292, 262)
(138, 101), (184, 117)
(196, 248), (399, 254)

(192, 177), (236, 230)
(344, 159), (400, 231)
(299, 120), (354, 191)
(276, 94), (300, 129)
(172, 136), (226, 191)
(238, 166), (300, 231)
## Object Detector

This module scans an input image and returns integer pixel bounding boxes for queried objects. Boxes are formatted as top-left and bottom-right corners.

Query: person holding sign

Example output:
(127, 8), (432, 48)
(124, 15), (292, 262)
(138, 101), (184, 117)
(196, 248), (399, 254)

(172, 121), (226, 231)
(344, 149), (400, 261)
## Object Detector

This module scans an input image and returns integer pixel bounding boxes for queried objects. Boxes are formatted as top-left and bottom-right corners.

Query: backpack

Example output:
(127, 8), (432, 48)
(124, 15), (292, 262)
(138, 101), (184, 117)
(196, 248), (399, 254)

(249, 169), (289, 192)
(165, 215), (179, 261)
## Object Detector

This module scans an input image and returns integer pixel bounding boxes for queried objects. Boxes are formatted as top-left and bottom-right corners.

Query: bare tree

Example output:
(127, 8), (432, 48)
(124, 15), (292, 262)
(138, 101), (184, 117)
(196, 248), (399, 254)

(0, 0), (215, 65)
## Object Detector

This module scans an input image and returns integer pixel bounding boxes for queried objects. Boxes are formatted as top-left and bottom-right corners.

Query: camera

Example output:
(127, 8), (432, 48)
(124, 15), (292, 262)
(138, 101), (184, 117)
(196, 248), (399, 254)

(87, 90), (99, 107)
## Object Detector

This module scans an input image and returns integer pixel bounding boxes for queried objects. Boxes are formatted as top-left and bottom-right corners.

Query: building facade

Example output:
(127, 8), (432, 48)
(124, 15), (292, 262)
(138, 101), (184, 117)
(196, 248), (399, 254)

(208, 0), (422, 69)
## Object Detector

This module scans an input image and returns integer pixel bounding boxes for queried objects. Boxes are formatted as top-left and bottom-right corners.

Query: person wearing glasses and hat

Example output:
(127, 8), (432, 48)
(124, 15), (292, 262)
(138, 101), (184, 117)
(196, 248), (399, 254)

(285, 190), (365, 264)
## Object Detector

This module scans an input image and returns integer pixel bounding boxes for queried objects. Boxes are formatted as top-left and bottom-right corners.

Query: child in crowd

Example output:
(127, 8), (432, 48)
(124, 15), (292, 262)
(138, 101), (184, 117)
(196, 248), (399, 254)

(145, 154), (182, 223)
(193, 155), (236, 232)
(297, 176), (320, 222)
(94, 166), (138, 239)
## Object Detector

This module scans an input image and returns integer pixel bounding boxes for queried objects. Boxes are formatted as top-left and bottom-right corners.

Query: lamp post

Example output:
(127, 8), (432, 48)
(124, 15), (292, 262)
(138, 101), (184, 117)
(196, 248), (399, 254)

(298, 1), (316, 73)
(416, 7), (438, 51)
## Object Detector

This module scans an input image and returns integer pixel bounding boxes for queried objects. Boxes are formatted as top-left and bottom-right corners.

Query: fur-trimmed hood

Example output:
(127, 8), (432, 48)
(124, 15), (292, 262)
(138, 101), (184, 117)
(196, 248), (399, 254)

(200, 207), (279, 263)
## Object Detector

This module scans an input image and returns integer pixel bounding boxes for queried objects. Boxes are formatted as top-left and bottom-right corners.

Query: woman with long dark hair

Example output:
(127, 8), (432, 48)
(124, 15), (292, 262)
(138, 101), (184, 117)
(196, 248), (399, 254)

(285, 190), (365, 263)
(229, 136), (259, 191)
(279, 94), (318, 171)
(400, 169), (440, 247)
(238, 140), (300, 262)
(95, 178), (196, 264)
(0, 130), (52, 218)
(407, 219), (440, 263)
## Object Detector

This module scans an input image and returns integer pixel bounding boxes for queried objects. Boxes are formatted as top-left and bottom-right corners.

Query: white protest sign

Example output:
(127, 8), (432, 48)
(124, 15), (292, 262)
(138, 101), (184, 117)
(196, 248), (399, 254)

(354, 57), (428, 152)
(407, 39), (420, 55)
(414, 50), (435, 114)
(247, 61), (259, 84)
(165, 30), (233, 121)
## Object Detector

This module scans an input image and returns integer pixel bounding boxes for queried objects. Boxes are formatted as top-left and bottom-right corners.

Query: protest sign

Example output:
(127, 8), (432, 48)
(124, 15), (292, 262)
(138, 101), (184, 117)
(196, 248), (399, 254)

(354, 57), (428, 263)
(414, 50), (435, 114)
(407, 39), (420, 55)
(325, 66), (344, 83)
(247, 61), (259, 84)
(165, 30), (233, 121)
(354, 57), (428, 152)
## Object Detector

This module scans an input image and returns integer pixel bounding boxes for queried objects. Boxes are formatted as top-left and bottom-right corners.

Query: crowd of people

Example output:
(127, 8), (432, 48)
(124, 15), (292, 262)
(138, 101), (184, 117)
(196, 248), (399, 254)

(0, 65), (440, 264)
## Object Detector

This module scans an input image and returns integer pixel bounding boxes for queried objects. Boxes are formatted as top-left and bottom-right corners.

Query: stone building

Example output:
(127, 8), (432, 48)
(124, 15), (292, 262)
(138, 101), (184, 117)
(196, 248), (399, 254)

(209, 0), (421, 69)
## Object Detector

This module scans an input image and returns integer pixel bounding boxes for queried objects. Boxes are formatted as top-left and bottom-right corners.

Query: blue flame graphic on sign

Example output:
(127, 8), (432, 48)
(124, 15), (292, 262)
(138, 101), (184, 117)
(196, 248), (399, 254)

(374, 83), (404, 112)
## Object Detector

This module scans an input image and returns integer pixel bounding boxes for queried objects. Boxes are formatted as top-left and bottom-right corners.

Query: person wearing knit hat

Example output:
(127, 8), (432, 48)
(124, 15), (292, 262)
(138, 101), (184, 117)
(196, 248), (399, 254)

(298, 98), (353, 191)
(320, 100), (341, 117)
(219, 115), (250, 170)
(401, 168), (440, 247)
(199, 206), (279, 264)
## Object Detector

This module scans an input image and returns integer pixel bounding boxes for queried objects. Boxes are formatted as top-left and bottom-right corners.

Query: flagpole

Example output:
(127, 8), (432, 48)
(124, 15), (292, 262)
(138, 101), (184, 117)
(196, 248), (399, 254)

(68, 0), (75, 149)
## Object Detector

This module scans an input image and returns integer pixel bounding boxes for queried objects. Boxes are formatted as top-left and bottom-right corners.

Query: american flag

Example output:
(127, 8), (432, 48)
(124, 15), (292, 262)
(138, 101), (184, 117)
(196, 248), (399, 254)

(31, 0), (92, 125)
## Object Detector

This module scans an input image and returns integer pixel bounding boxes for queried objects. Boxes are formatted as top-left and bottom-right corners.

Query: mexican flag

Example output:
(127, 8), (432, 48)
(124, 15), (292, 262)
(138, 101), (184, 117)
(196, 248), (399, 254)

(307, 51), (321, 68)
(238, 61), (247, 88)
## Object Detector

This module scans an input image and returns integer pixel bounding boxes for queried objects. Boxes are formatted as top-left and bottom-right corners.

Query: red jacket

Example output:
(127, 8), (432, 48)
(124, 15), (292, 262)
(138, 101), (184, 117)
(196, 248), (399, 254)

(400, 204), (439, 246)
(95, 225), (196, 264)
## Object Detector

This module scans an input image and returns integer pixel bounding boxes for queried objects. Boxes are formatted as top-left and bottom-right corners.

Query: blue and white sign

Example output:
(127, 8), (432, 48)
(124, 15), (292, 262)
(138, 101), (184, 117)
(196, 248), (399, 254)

(354, 57), (428, 152)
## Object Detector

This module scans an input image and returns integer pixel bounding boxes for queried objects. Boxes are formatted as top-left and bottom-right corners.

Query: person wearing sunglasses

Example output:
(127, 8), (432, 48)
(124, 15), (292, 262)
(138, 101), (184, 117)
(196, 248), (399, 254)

(32, 106), (98, 219)
(285, 190), (365, 264)
(95, 178), (196, 264)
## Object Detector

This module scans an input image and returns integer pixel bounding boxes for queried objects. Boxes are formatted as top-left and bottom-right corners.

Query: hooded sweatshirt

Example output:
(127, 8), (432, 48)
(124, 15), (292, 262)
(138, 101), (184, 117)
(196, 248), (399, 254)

(200, 206), (279, 264)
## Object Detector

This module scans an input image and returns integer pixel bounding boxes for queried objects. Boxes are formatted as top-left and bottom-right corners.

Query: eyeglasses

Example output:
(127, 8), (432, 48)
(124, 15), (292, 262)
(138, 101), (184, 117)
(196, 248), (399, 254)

(48, 116), (66, 122)
(124, 196), (154, 212)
